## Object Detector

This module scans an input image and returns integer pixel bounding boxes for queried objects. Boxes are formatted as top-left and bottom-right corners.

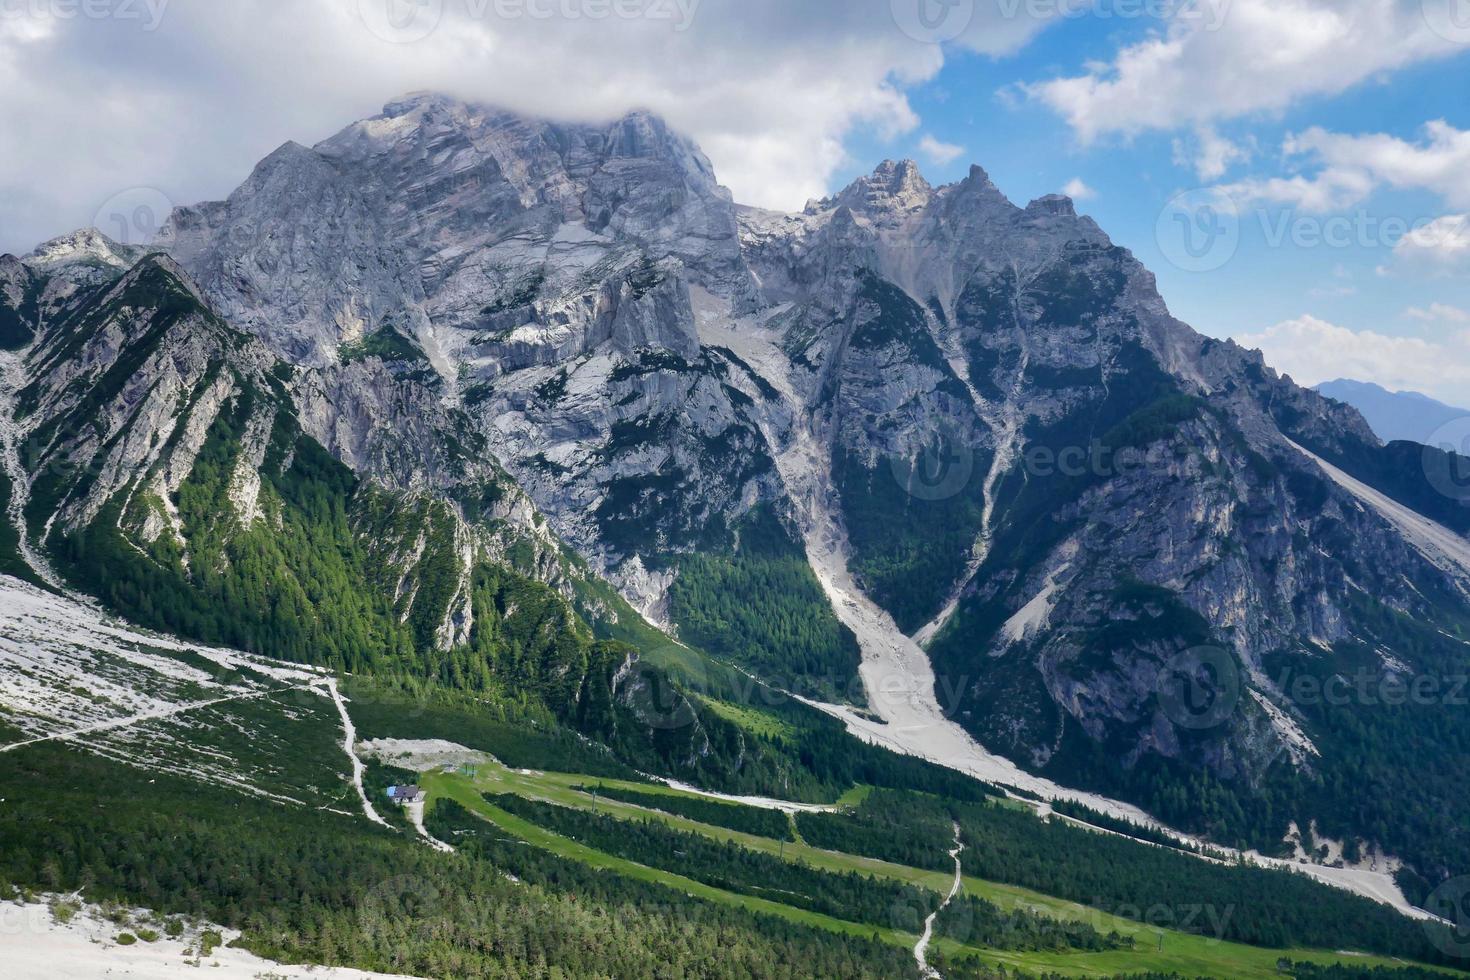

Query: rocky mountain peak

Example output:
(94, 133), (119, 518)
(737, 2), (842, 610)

(1025, 193), (1077, 217)
(833, 158), (933, 215)
(23, 228), (144, 273)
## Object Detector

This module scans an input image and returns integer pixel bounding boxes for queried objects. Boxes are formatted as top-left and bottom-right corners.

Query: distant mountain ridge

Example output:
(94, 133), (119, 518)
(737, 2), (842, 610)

(1316, 378), (1469, 446)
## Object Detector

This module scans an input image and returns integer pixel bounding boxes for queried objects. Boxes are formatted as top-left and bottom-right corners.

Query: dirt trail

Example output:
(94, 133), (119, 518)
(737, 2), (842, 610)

(914, 821), (965, 979)
(406, 799), (455, 852)
(320, 678), (390, 828)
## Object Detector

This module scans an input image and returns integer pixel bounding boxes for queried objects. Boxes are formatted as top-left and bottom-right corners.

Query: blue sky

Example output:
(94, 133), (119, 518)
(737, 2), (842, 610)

(2, 0), (1468, 403)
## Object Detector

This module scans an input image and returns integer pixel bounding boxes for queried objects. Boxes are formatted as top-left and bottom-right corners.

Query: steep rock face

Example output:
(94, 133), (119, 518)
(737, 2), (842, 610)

(157, 93), (749, 367)
(0, 247), (761, 790)
(102, 95), (1470, 879)
(0, 254), (40, 349)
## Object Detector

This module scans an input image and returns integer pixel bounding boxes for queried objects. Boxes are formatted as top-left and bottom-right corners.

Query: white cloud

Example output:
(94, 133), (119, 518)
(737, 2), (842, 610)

(1405, 302), (1470, 323)
(1212, 119), (1470, 215)
(1212, 169), (1375, 214)
(1391, 214), (1470, 273)
(1289, 120), (1470, 207)
(1172, 125), (1249, 181)
(1236, 314), (1470, 402)
(918, 134), (965, 166)
(0, 0), (1069, 253)
(1061, 177), (1095, 200)
(1025, 0), (1456, 144)
(1205, 123), (1470, 276)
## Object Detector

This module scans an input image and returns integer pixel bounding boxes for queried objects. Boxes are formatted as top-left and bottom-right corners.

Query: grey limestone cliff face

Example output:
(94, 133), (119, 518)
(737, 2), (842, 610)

(157, 93), (750, 368)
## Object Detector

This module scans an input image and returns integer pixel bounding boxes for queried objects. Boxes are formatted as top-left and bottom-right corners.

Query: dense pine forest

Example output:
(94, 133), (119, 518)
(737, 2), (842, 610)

(667, 505), (864, 703)
(0, 741), (921, 979)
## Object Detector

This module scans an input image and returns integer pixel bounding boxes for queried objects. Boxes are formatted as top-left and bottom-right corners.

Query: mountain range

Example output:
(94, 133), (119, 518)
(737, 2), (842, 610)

(1317, 378), (1470, 447)
(4, 92), (1470, 917)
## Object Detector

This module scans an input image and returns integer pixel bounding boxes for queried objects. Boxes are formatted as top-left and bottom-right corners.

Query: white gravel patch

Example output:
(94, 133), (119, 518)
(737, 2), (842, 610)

(359, 737), (490, 772)
(0, 899), (425, 979)
(1290, 439), (1470, 582)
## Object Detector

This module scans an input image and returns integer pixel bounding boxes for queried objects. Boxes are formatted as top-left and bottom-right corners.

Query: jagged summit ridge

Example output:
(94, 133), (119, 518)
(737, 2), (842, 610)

(152, 93), (749, 368)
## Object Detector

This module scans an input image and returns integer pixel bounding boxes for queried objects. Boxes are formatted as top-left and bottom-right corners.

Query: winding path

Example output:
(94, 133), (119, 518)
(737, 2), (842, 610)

(406, 799), (455, 852)
(914, 821), (965, 979)
(320, 678), (389, 828)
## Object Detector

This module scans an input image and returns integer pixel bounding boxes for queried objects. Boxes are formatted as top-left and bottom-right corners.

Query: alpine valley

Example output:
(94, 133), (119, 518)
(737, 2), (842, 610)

(4, 93), (1470, 979)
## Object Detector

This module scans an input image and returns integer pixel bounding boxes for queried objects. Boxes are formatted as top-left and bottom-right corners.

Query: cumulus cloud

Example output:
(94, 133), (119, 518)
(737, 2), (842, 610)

(1025, 0), (1456, 144)
(918, 134), (965, 166)
(1405, 302), (1470, 323)
(1290, 122), (1470, 206)
(0, 0), (1066, 253)
(1171, 125), (1249, 181)
(1211, 169), (1376, 214)
(1208, 121), (1470, 216)
(1236, 313), (1470, 402)
(1390, 214), (1470, 273)
(1061, 177), (1094, 200)
(1238, 120), (1470, 216)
